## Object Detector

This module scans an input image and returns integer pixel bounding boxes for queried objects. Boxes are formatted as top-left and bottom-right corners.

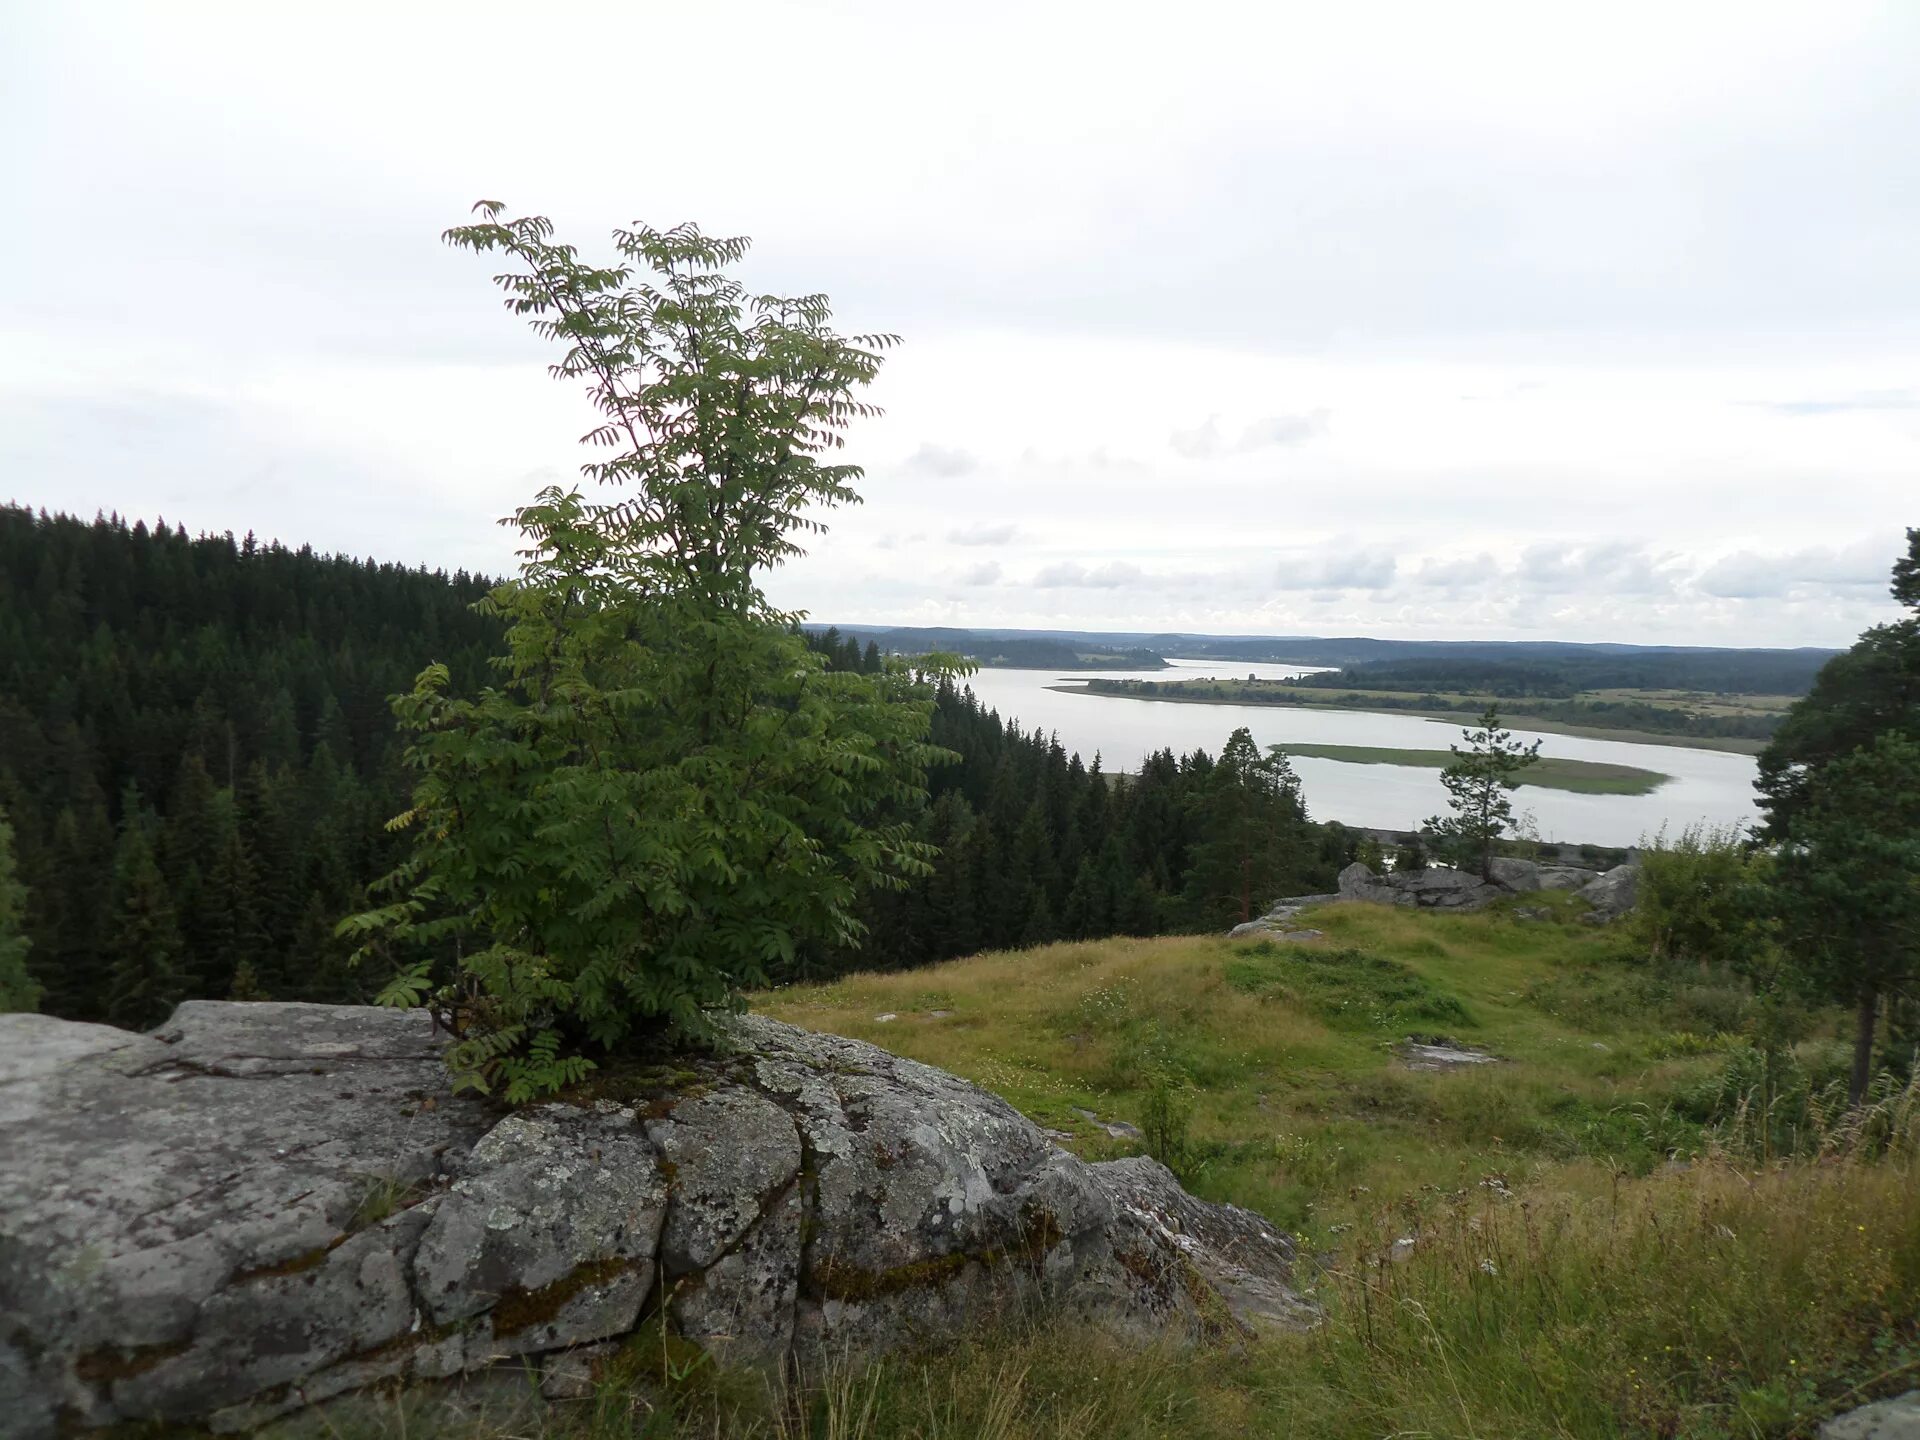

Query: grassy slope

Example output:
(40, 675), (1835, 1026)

(760, 898), (1754, 1233)
(1049, 682), (1773, 754)
(310, 907), (1919, 1440)
(1274, 741), (1671, 794)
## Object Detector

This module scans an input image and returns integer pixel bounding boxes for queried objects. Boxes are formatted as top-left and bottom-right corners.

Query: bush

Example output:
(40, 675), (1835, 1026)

(1633, 822), (1774, 970)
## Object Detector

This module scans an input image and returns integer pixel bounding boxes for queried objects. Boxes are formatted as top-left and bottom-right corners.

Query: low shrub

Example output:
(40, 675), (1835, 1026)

(1634, 821), (1776, 971)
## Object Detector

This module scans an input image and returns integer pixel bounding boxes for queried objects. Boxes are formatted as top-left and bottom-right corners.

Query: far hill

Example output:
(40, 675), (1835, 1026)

(831, 623), (1839, 694)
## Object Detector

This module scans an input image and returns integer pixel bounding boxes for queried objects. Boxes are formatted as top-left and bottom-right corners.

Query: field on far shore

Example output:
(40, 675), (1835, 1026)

(1274, 741), (1670, 794)
(1053, 679), (1779, 754)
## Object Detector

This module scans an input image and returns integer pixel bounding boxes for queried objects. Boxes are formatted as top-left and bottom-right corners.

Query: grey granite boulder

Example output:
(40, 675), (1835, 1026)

(1334, 862), (1501, 911)
(0, 1002), (1308, 1436)
(1822, 1391), (1920, 1439)
(1486, 857), (1542, 892)
(1536, 864), (1598, 891)
(1292, 857), (1629, 929)
(1575, 863), (1641, 923)
(1336, 862), (1415, 907)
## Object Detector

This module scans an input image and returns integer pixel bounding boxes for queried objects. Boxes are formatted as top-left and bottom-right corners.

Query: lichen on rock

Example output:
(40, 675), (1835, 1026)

(0, 1002), (1310, 1437)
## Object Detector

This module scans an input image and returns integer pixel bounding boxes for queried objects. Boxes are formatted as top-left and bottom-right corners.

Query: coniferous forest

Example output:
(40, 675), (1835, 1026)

(0, 505), (1340, 1027)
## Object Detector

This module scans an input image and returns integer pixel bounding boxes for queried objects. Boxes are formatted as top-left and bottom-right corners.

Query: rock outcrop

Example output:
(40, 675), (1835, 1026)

(0, 1002), (1307, 1437)
(1573, 862), (1641, 923)
(1226, 857), (1639, 936)
(1821, 1390), (1920, 1440)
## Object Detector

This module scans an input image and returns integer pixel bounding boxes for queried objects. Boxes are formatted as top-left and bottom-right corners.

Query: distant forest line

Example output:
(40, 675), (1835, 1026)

(0, 507), (1347, 1026)
(837, 624), (1837, 692)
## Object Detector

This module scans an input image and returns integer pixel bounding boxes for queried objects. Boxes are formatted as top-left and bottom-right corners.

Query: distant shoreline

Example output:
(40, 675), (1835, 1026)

(1043, 683), (1768, 755)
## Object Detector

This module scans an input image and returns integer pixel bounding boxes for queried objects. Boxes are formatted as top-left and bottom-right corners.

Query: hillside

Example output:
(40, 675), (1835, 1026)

(760, 900), (1817, 1232)
(832, 624), (1839, 692)
(726, 903), (1920, 1439)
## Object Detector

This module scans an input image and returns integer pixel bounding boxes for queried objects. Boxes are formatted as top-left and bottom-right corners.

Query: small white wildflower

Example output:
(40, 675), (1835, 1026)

(1479, 1259), (1499, 1276)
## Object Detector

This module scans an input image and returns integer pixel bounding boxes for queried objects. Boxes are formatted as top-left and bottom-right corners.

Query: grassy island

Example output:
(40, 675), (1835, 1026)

(1273, 741), (1670, 794)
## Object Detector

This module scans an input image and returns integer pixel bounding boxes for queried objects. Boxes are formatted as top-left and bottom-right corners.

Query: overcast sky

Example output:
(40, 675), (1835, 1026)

(4, 1), (1916, 647)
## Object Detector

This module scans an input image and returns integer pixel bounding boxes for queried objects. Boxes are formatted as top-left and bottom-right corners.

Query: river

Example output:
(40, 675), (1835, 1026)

(960, 658), (1760, 848)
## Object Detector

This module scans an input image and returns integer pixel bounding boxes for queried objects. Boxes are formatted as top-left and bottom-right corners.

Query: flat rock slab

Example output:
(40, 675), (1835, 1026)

(1, 1002), (1311, 1438)
(1822, 1391), (1920, 1439)
(1398, 1041), (1503, 1071)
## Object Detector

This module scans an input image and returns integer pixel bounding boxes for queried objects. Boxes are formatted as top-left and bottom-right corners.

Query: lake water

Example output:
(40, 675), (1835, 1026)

(961, 658), (1760, 848)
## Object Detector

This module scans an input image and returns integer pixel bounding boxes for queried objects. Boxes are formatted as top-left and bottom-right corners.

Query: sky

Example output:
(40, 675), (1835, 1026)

(3, 0), (1916, 648)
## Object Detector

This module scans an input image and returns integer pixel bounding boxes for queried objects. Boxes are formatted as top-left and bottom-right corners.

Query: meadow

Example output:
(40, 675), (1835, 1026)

(275, 901), (1920, 1440)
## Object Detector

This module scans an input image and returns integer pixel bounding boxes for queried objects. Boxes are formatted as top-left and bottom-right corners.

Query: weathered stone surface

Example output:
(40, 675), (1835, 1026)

(1487, 857), (1542, 892)
(1230, 894), (1341, 940)
(1298, 858), (1631, 927)
(1822, 1391), (1920, 1440)
(0, 1002), (495, 1433)
(1536, 864), (1598, 891)
(412, 1102), (667, 1361)
(1, 1003), (1310, 1437)
(1575, 863), (1641, 923)
(1336, 862), (1415, 907)
(1088, 1157), (1313, 1332)
(1398, 1041), (1503, 1071)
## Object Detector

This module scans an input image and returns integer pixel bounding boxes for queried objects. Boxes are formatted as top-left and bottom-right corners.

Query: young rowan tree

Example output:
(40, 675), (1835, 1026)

(343, 205), (957, 1100)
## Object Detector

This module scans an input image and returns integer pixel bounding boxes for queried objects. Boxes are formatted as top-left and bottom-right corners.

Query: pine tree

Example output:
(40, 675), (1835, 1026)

(1771, 733), (1920, 1104)
(1423, 705), (1541, 880)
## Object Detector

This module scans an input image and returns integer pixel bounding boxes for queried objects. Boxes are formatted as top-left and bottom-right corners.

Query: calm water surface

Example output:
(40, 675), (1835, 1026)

(962, 659), (1760, 848)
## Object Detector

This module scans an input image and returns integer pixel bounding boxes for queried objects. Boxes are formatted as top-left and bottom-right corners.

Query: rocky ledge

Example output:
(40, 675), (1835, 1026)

(1227, 857), (1640, 938)
(0, 1002), (1309, 1437)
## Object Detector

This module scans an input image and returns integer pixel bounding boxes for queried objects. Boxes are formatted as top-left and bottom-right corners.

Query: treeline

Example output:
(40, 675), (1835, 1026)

(1292, 659), (1581, 698)
(845, 627), (1168, 671)
(796, 632), (1341, 971)
(0, 505), (500, 1024)
(1286, 650), (1827, 696)
(0, 508), (1342, 1025)
(1085, 677), (1780, 742)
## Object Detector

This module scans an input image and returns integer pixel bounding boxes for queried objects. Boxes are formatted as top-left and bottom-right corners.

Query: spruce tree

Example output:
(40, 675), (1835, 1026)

(1184, 729), (1309, 926)
(104, 795), (186, 1029)
(0, 805), (39, 1013)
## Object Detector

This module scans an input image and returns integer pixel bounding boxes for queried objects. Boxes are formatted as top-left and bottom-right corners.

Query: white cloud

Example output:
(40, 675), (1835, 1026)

(1169, 410), (1328, 458)
(957, 559), (1003, 585)
(1271, 550), (1398, 591)
(902, 443), (979, 477)
(5, 2), (1918, 647)
(1032, 560), (1147, 589)
(1695, 540), (1893, 599)
(947, 521), (1018, 546)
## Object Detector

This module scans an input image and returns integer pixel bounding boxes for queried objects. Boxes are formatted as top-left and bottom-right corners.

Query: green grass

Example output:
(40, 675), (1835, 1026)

(1274, 742), (1671, 794)
(757, 905), (1766, 1228)
(273, 908), (1920, 1439)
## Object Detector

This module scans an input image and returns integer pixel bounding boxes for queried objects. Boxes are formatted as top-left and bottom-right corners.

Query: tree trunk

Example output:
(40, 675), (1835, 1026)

(1850, 987), (1879, 1107)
